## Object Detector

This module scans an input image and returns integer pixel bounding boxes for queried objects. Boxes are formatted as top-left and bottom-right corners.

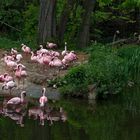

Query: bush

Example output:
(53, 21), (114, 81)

(86, 45), (127, 98)
(59, 65), (88, 97)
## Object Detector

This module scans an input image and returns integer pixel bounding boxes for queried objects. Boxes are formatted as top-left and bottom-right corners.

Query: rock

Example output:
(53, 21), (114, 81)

(29, 74), (48, 85)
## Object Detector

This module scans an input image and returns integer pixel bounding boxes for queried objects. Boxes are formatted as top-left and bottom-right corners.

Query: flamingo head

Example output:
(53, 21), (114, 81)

(21, 43), (24, 46)
(3, 73), (8, 78)
(39, 45), (43, 49)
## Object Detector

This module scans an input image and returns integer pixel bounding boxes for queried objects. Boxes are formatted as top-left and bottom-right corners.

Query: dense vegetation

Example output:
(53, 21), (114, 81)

(0, 0), (140, 99)
(59, 44), (140, 98)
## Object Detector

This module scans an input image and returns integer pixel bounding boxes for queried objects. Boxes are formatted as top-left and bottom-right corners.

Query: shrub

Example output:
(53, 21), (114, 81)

(59, 65), (88, 97)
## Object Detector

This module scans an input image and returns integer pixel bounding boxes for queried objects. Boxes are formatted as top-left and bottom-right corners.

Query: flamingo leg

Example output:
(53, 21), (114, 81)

(17, 79), (20, 89)
(22, 78), (25, 89)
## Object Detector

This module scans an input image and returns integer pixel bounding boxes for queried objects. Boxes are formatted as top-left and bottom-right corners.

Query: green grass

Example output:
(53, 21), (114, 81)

(0, 37), (20, 50)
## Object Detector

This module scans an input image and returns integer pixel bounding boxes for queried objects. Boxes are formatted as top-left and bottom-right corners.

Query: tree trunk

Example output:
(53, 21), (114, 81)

(135, 7), (140, 34)
(77, 0), (96, 48)
(57, 0), (75, 42)
(38, 0), (56, 44)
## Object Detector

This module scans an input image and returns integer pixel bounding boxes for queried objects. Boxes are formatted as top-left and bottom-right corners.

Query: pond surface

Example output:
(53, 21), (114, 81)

(0, 86), (140, 140)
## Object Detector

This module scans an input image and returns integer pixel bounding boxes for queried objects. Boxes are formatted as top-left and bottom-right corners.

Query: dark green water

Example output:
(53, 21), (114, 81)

(0, 86), (140, 140)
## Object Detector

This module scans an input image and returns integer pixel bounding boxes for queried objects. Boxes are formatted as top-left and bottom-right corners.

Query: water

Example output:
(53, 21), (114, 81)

(0, 86), (140, 140)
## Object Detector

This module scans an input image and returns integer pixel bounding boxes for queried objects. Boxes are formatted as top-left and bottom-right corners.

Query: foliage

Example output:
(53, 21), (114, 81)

(86, 44), (127, 98)
(22, 4), (39, 46)
(59, 65), (88, 97)
(64, 5), (84, 45)
(0, 37), (20, 50)
(0, 0), (25, 39)
(59, 44), (140, 99)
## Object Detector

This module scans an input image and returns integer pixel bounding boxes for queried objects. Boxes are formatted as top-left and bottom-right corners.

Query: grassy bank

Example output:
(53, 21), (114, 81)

(58, 43), (140, 99)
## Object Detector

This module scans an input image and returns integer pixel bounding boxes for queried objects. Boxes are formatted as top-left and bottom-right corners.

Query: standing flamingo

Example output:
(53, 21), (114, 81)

(61, 42), (68, 56)
(15, 64), (27, 88)
(39, 87), (48, 107)
(7, 91), (26, 105)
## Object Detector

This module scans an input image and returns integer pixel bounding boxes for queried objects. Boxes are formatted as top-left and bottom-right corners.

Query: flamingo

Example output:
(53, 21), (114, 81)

(15, 54), (23, 63)
(2, 80), (17, 94)
(62, 51), (77, 65)
(11, 48), (18, 55)
(2, 73), (13, 82)
(49, 57), (63, 67)
(46, 42), (57, 49)
(7, 91), (26, 105)
(0, 73), (11, 82)
(5, 58), (17, 71)
(39, 87), (48, 107)
(31, 51), (38, 62)
(61, 42), (68, 56)
(49, 57), (64, 74)
(21, 43), (31, 54)
(39, 45), (49, 54)
(15, 64), (27, 88)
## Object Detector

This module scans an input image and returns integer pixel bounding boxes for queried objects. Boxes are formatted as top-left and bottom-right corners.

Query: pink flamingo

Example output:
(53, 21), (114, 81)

(0, 73), (10, 82)
(30, 51), (38, 62)
(21, 43), (31, 54)
(39, 45), (49, 54)
(2, 73), (13, 82)
(46, 42), (57, 49)
(42, 53), (52, 65)
(2, 80), (17, 94)
(39, 87), (48, 107)
(15, 64), (27, 88)
(62, 51), (77, 65)
(5, 58), (17, 71)
(49, 57), (63, 67)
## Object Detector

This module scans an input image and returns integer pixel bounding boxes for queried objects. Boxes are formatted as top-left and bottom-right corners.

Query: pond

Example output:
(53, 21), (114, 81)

(0, 86), (140, 140)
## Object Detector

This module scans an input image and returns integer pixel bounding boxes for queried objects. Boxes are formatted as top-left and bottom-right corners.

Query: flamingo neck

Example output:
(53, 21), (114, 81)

(42, 88), (46, 96)
(64, 45), (67, 51)
(21, 93), (24, 102)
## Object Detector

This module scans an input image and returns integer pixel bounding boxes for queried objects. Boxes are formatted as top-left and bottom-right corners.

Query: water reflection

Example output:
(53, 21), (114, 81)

(0, 87), (140, 140)
(0, 96), (67, 127)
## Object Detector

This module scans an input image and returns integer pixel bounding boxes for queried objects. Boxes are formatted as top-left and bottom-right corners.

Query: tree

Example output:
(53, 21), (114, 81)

(38, 0), (56, 44)
(77, 0), (96, 48)
(57, 0), (75, 42)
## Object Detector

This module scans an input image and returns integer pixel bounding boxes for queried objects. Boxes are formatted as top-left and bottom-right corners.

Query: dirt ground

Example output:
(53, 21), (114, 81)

(0, 49), (88, 99)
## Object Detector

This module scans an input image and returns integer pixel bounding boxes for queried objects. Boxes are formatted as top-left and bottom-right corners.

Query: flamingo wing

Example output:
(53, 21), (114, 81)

(7, 97), (21, 105)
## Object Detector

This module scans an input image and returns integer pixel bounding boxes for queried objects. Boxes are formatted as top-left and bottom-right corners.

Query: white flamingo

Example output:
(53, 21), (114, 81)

(2, 80), (17, 94)
(61, 42), (68, 56)
(7, 91), (26, 105)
